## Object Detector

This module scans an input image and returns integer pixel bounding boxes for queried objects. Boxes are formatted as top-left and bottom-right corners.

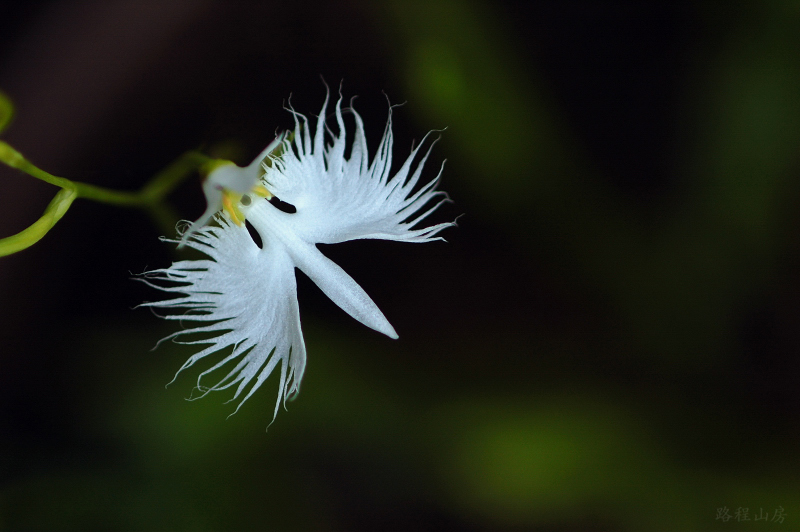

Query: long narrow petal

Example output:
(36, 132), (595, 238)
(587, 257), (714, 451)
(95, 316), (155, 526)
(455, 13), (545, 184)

(290, 238), (397, 339)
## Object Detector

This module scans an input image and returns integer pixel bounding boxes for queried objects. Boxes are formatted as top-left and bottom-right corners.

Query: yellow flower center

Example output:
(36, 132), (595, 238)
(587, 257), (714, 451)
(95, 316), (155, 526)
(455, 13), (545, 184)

(222, 185), (273, 226)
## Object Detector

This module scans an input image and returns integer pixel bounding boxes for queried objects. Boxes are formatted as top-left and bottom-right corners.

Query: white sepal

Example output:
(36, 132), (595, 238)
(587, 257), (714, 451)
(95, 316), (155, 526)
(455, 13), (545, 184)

(179, 135), (285, 247)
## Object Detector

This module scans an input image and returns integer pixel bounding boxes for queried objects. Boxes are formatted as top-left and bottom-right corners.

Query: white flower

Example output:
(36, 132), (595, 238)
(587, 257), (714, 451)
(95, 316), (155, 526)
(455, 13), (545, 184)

(141, 93), (453, 421)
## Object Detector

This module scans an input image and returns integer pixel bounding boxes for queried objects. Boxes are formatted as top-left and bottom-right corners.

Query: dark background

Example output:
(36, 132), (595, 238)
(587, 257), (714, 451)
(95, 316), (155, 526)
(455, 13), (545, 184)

(1, 1), (799, 530)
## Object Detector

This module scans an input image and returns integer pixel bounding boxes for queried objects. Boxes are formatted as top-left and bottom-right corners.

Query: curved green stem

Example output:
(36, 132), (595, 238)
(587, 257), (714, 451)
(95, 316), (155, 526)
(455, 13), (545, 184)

(1, 85), (212, 255)
(0, 138), (211, 255)
(1, 141), (210, 207)
(139, 150), (211, 203)
(0, 186), (77, 257)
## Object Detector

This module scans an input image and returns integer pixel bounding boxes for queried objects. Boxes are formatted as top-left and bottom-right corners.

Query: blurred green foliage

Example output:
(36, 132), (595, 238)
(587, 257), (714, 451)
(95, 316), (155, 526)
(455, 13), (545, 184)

(0, 90), (12, 134)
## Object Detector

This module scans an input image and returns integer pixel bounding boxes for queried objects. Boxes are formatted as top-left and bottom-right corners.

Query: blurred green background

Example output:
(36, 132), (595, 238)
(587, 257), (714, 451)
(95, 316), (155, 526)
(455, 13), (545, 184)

(1, 1), (799, 530)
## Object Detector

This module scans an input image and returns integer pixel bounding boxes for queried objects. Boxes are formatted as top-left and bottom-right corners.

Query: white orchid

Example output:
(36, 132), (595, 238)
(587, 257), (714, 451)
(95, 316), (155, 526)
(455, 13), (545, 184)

(141, 93), (453, 421)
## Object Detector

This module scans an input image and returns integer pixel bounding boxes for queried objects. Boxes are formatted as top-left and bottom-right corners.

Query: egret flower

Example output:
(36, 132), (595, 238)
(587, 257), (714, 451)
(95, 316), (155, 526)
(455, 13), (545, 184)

(141, 93), (453, 421)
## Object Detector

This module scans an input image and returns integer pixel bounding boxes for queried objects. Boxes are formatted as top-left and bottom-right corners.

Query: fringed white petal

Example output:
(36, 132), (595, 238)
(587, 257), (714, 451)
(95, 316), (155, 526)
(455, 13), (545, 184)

(141, 215), (306, 420)
(264, 94), (455, 244)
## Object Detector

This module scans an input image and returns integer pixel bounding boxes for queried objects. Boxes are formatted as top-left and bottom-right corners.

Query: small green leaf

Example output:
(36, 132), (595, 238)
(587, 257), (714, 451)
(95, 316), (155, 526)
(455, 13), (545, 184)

(0, 187), (77, 257)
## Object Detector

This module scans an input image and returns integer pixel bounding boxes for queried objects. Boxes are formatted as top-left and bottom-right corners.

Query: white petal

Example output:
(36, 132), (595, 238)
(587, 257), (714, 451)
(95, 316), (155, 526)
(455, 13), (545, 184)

(141, 216), (306, 419)
(289, 239), (398, 339)
(244, 199), (398, 339)
(264, 94), (454, 245)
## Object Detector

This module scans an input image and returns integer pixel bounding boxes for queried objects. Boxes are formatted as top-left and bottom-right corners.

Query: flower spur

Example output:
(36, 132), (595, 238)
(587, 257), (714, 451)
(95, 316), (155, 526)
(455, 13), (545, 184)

(141, 93), (454, 421)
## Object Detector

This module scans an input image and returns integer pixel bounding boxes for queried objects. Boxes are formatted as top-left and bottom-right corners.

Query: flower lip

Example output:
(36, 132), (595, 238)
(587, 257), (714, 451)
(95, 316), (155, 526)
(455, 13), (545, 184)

(143, 91), (453, 423)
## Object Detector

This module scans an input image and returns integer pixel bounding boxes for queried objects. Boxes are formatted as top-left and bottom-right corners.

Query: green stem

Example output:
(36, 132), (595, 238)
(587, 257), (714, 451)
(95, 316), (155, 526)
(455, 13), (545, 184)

(0, 186), (77, 257)
(0, 139), (211, 255)
(139, 150), (211, 203)
(0, 140), (210, 207)
(0, 140), (74, 189)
